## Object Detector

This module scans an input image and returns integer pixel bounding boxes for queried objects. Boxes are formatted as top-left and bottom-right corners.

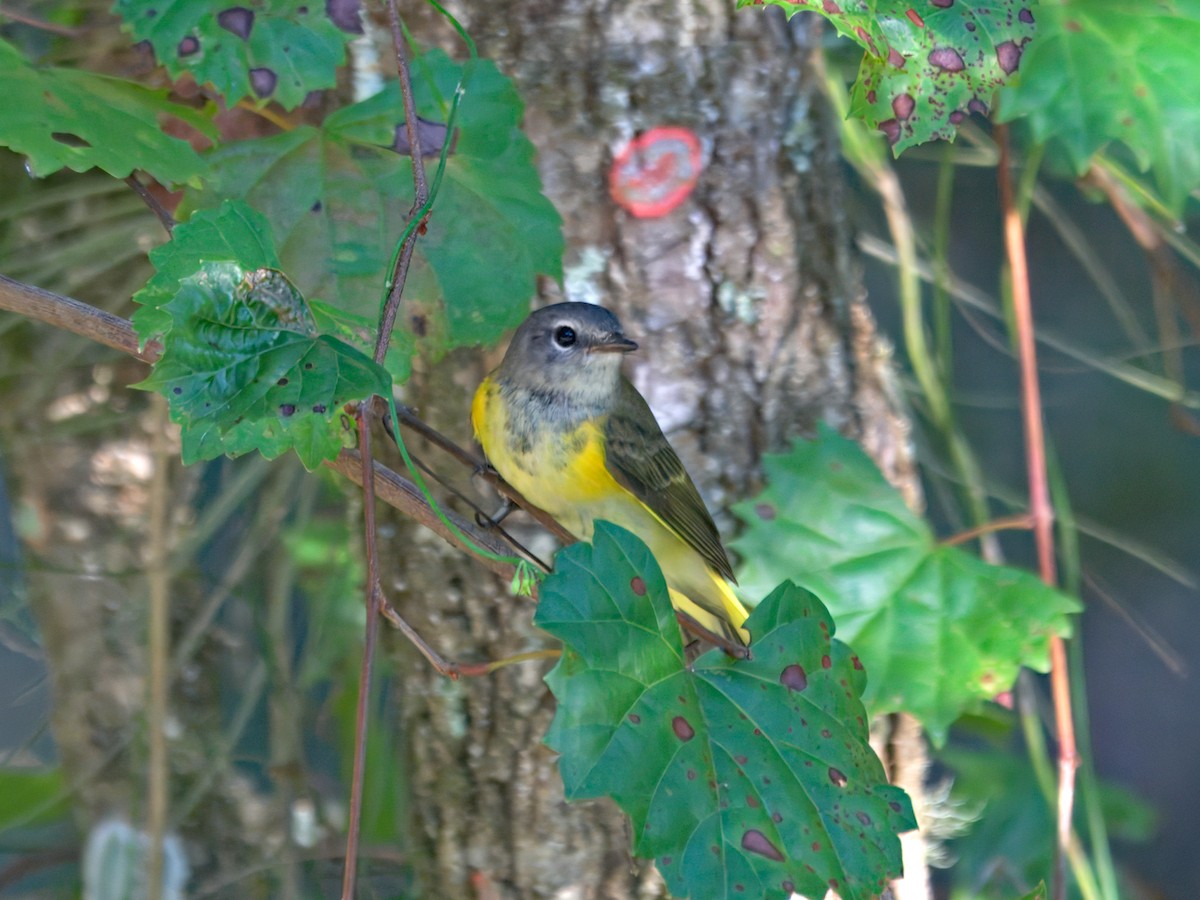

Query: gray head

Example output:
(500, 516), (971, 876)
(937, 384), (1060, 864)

(497, 302), (637, 394)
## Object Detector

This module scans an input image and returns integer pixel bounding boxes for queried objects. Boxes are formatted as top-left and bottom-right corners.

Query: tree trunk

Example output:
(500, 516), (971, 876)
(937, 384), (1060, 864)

(391, 2), (929, 897)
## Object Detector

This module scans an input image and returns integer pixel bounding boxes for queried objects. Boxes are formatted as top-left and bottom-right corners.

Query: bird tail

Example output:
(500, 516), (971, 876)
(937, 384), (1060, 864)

(668, 572), (751, 648)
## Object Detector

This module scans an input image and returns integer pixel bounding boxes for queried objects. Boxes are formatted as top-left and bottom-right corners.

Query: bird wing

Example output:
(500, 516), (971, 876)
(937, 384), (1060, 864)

(602, 378), (736, 583)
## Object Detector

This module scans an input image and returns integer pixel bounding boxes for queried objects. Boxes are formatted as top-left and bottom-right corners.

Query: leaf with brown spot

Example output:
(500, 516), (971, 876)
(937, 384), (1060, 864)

(537, 523), (914, 900)
(113, 0), (349, 110)
(738, 0), (1036, 153)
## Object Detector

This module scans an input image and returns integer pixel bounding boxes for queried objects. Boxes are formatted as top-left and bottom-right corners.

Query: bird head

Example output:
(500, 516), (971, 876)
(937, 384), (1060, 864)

(497, 302), (638, 396)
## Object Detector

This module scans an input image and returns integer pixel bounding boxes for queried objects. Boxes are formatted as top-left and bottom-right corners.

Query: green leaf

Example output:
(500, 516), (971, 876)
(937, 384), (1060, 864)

(0, 37), (210, 184)
(184, 49), (563, 356)
(135, 261), (390, 469)
(310, 300), (413, 385)
(0, 768), (70, 830)
(132, 200), (279, 345)
(536, 522), (915, 900)
(740, 0), (1035, 153)
(113, 0), (354, 110)
(731, 426), (1080, 744)
(998, 0), (1200, 212)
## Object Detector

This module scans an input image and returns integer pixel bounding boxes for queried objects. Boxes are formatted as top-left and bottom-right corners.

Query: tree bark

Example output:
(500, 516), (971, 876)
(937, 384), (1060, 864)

(391, 2), (929, 898)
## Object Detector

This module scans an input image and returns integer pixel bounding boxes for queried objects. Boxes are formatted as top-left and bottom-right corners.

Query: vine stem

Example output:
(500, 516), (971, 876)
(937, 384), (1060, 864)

(341, 412), (383, 900)
(146, 395), (171, 900)
(996, 124), (1078, 900)
(342, 1), (437, 892)
(373, 0), (430, 365)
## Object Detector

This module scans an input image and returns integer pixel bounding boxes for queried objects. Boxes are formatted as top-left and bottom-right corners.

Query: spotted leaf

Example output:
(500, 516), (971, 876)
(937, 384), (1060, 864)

(739, 0), (1036, 153)
(134, 260), (389, 469)
(536, 522), (915, 900)
(113, 0), (355, 110)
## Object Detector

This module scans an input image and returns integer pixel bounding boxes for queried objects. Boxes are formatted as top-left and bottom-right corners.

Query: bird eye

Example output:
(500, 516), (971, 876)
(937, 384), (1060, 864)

(554, 325), (576, 348)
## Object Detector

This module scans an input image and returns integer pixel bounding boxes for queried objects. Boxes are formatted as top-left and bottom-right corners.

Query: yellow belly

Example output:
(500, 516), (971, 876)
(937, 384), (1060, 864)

(473, 377), (749, 642)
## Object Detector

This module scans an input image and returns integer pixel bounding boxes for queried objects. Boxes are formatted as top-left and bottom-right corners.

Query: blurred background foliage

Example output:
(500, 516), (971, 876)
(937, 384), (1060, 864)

(1, 0), (1198, 898)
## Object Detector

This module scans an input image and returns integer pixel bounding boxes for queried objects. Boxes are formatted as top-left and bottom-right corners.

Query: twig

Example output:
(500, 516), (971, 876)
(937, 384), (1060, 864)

(1084, 573), (1187, 677)
(124, 175), (176, 235)
(834, 71), (999, 545)
(146, 395), (171, 900)
(996, 124), (1077, 900)
(341, 410), (383, 900)
(384, 406), (576, 545)
(456, 649), (562, 676)
(373, 585), (559, 677)
(1085, 164), (1198, 429)
(326, 449), (529, 580)
(373, 0), (430, 365)
(857, 235), (1200, 408)
(343, 2), (437, 891)
(387, 3), (428, 207)
(0, 849), (78, 891)
(233, 99), (296, 132)
(940, 512), (1033, 547)
(192, 846), (408, 898)
(171, 661), (268, 824)
(383, 432), (554, 572)
(0, 5), (83, 36)
(0, 274), (161, 362)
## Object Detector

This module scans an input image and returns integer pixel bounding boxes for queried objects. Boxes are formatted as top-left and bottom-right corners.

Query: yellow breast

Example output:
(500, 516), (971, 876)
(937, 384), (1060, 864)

(473, 376), (622, 535)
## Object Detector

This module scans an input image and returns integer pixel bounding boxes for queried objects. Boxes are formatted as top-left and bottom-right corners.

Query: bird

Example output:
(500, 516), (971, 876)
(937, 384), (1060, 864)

(471, 301), (750, 648)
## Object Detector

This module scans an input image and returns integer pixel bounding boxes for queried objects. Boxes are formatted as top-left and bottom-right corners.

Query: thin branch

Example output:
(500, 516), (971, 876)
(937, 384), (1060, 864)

(124, 175), (176, 235)
(171, 661), (268, 825)
(0, 849), (78, 891)
(458, 649), (562, 676)
(385, 434), (554, 572)
(1084, 573), (1188, 677)
(1085, 164), (1198, 427)
(233, 99), (296, 132)
(0, 274), (161, 362)
(857, 235), (1200, 408)
(341, 410), (383, 900)
(372, 584), (555, 678)
(940, 512), (1034, 547)
(384, 406), (576, 545)
(146, 395), (171, 900)
(387, 2), (428, 207)
(0, 5), (83, 36)
(193, 846), (408, 898)
(325, 450), (528, 581)
(373, 0), (431, 364)
(996, 124), (1077, 900)
(343, 3), (435, 890)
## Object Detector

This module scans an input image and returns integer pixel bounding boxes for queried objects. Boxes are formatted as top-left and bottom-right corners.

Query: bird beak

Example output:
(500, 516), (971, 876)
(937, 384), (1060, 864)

(590, 334), (638, 354)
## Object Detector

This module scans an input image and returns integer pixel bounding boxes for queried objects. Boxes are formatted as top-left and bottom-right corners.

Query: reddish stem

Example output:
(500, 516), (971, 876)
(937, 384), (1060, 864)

(996, 124), (1078, 900)
(344, 2), (437, 891)
(341, 411), (383, 899)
